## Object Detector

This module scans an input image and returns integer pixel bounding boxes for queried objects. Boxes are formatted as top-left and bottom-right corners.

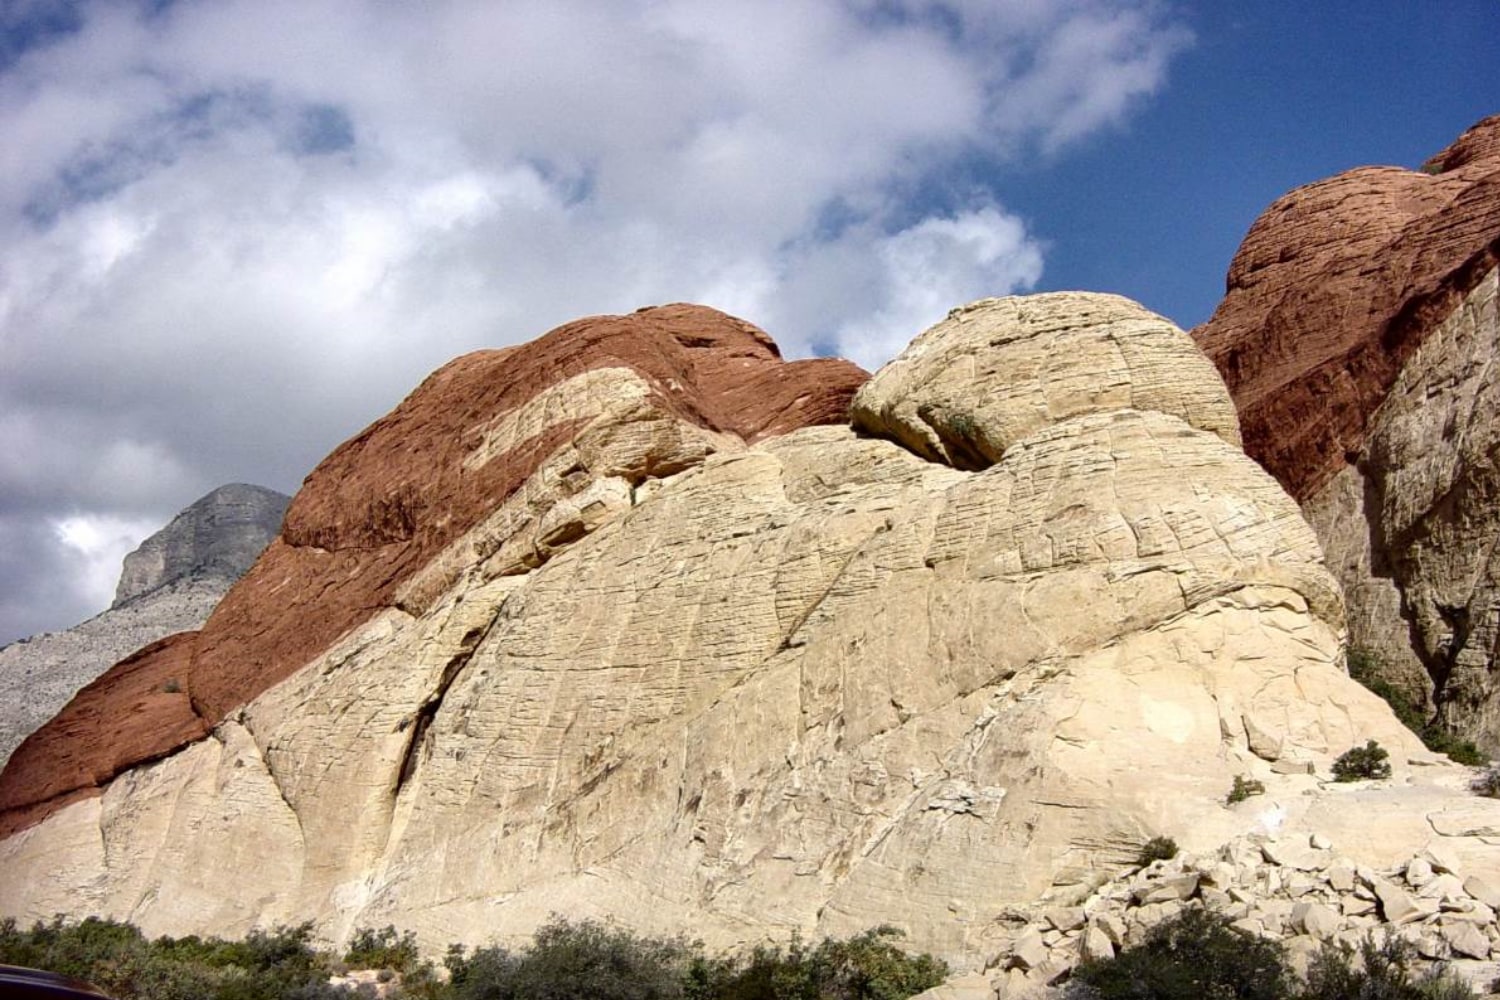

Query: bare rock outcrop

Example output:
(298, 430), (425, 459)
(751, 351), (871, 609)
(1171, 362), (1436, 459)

(4, 293), (1475, 972)
(0, 304), (867, 836)
(0, 484), (288, 768)
(1193, 115), (1500, 748)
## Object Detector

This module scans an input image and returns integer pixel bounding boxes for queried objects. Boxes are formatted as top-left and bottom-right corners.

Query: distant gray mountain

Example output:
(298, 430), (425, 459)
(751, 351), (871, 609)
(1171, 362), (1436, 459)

(0, 483), (289, 767)
(114, 483), (290, 606)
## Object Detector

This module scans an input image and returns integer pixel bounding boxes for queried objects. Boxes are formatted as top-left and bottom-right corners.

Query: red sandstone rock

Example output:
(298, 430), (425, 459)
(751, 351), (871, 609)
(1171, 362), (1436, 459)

(0, 633), (205, 838)
(0, 305), (866, 832)
(1193, 115), (1500, 500)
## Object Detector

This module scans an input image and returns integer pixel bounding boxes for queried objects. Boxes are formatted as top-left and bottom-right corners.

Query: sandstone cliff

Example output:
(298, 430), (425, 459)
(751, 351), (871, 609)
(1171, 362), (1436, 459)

(0, 484), (288, 768)
(5, 295), (1487, 984)
(1193, 115), (1500, 748)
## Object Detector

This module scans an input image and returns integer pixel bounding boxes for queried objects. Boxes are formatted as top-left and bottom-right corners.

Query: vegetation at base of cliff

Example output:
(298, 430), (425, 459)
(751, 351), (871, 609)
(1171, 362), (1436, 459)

(1067, 909), (1476, 1000)
(1345, 649), (1489, 767)
(0, 916), (946, 1000)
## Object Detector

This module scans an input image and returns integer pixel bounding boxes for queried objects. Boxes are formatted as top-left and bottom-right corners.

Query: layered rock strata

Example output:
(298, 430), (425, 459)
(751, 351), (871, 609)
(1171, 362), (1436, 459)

(1194, 116), (1500, 745)
(0, 484), (288, 768)
(2, 294), (1487, 972)
(0, 305), (867, 833)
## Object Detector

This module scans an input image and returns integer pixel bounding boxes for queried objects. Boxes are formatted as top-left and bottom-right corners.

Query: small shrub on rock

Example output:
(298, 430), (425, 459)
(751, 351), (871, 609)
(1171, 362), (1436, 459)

(1137, 836), (1179, 865)
(1332, 740), (1392, 782)
(1227, 776), (1266, 805)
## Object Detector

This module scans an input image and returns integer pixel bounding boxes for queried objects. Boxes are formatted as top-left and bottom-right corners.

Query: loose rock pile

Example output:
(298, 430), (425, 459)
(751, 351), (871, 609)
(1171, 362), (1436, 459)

(992, 833), (1500, 997)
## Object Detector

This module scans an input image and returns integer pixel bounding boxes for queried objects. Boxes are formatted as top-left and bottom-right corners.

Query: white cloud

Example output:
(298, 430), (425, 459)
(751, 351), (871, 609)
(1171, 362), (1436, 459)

(51, 512), (161, 612)
(0, 0), (1190, 641)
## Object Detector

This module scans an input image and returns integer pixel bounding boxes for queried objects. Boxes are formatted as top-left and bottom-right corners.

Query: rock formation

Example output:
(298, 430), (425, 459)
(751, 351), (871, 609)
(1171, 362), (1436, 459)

(6, 294), (1486, 982)
(113, 484), (289, 607)
(987, 826), (1500, 996)
(1193, 115), (1500, 749)
(0, 484), (288, 768)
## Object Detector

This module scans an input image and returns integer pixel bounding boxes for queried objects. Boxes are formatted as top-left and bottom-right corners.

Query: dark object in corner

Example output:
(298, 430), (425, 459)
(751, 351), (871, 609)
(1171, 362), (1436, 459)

(0, 965), (113, 999)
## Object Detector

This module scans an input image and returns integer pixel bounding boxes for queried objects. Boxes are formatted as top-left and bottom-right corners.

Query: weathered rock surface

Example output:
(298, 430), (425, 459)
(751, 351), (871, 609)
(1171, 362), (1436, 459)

(1194, 116), (1500, 748)
(4, 292), (1469, 972)
(1194, 115), (1500, 502)
(0, 484), (288, 768)
(852, 291), (1241, 469)
(0, 304), (867, 836)
(113, 484), (288, 606)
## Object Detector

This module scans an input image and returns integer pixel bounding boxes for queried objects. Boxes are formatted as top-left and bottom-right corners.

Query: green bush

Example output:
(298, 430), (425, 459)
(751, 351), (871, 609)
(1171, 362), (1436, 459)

(695, 926), (947, 1000)
(1332, 740), (1392, 782)
(0, 916), (340, 1000)
(344, 925), (420, 974)
(1227, 776), (1266, 805)
(446, 919), (692, 1000)
(1302, 935), (1475, 1000)
(1138, 836), (1179, 865)
(1069, 908), (1292, 1000)
(444, 919), (946, 1000)
(1345, 649), (1488, 766)
(1068, 911), (1477, 1000)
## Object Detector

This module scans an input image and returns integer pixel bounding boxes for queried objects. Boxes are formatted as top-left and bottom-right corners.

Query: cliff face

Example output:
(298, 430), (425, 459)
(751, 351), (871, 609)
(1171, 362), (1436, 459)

(5, 293), (1485, 980)
(0, 484), (288, 769)
(1193, 116), (1500, 746)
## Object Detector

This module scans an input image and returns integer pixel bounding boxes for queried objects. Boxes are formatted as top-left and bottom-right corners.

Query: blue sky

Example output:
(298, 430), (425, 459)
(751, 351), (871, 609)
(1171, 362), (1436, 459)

(0, 0), (1496, 644)
(1009, 2), (1500, 329)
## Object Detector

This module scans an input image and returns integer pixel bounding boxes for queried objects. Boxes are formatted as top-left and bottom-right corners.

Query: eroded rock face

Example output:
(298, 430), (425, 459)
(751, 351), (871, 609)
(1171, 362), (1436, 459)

(3, 293), (1470, 971)
(853, 292), (1241, 469)
(1194, 115), (1500, 502)
(0, 484), (289, 769)
(0, 304), (867, 836)
(1194, 116), (1500, 747)
(1305, 271), (1500, 738)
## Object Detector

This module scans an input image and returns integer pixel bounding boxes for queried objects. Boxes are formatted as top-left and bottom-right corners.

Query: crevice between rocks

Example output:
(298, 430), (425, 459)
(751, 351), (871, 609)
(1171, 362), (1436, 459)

(392, 619), (496, 798)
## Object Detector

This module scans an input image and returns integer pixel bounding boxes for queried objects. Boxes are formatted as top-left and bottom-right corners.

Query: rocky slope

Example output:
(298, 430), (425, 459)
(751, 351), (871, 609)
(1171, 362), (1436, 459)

(0, 484), (288, 768)
(1194, 115), (1500, 747)
(4, 294), (1489, 986)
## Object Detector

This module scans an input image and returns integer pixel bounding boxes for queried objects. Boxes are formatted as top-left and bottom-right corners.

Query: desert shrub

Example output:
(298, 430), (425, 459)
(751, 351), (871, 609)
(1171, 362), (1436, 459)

(1227, 776), (1266, 805)
(696, 926), (947, 1000)
(0, 917), (344, 1000)
(1068, 908), (1292, 1000)
(1332, 740), (1392, 782)
(345, 925), (420, 974)
(1345, 649), (1488, 766)
(446, 918), (693, 1000)
(1301, 935), (1475, 999)
(1138, 836), (1179, 865)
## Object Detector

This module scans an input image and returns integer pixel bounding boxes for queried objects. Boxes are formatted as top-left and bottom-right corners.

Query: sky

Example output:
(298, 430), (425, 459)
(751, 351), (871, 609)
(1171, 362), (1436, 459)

(0, 0), (1497, 646)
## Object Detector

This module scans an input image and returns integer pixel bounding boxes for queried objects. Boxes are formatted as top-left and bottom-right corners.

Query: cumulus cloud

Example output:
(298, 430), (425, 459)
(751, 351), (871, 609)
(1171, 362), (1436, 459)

(0, 0), (1190, 642)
